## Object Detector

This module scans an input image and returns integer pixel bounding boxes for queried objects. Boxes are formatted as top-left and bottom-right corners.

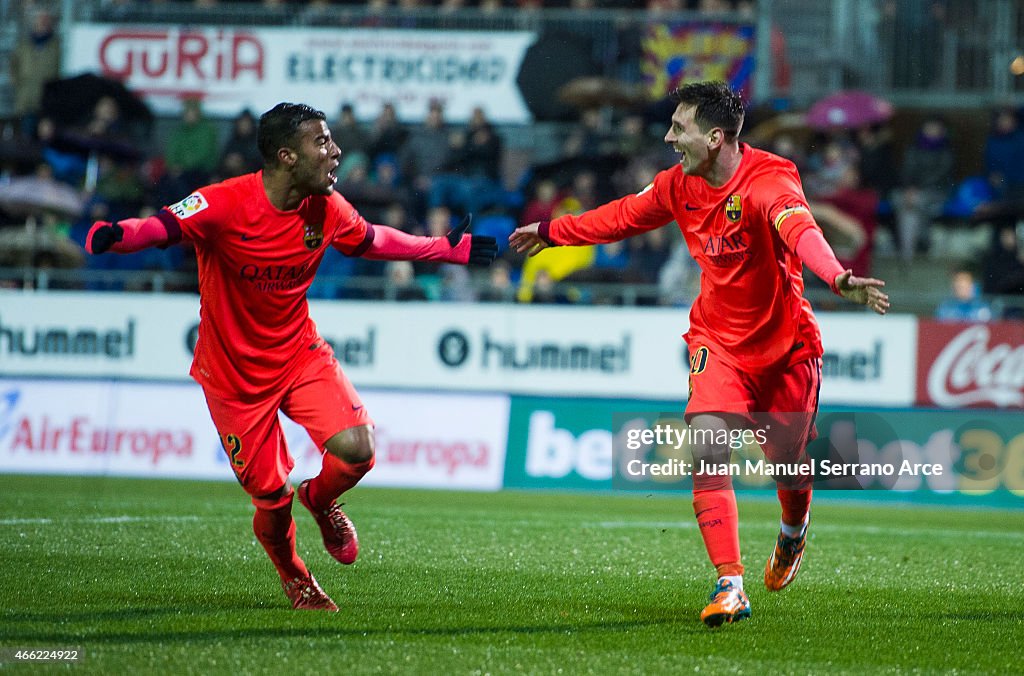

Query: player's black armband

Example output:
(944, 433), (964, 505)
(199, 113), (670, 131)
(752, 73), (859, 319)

(155, 209), (183, 248)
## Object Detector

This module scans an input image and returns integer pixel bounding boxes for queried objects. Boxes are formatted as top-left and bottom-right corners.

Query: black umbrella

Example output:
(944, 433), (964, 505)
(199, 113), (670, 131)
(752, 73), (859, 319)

(41, 73), (153, 131)
(515, 32), (601, 122)
(55, 129), (146, 163)
(0, 137), (44, 173)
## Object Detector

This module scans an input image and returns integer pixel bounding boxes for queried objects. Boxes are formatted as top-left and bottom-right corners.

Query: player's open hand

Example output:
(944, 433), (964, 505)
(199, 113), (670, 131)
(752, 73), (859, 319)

(446, 214), (498, 266)
(835, 269), (889, 315)
(509, 222), (549, 257)
(86, 221), (124, 255)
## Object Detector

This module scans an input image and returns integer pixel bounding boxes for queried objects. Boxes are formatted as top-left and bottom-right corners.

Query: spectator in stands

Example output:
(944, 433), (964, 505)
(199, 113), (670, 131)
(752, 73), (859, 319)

(616, 113), (658, 158)
(438, 265), (478, 302)
(697, 0), (733, 13)
(414, 205), (454, 275)
(804, 137), (856, 199)
(165, 98), (220, 191)
(429, 108), (506, 216)
(520, 180), (559, 227)
(815, 165), (878, 276)
(892, 116), (954, 261)
(94, 157), (147, 224)
(367, 102), (408, 167)
(855, 123), (898, 206)
(562, 170), (601, 212)
(386, 261), (428, 301)
(981, 225), (1024, 296)
(563, 108), (617, 160)
(218, 110), (263, 179)
(84, 96), (128, 139)
(333, 103), (370, 158)
(399, 99), (451, 212)
(645, 0), (684, 16)
(10, 9), (60, 137)
(480, 0), (505, 13)
(34, 116), (86, 186)
(768, 133), (807, 173)
(336, 151), (394, 223)
(479, 259), (516, 303)
(983, 107), (1024, 202)
(853, 123), (898, 251)
(440, 0), (467, 13)
(626, 228), (673, 285)
(528, 269), (570, 304)
(515, 193), (595, 303)
(935, 267), (992, 322)
(382, 201), (418, 235)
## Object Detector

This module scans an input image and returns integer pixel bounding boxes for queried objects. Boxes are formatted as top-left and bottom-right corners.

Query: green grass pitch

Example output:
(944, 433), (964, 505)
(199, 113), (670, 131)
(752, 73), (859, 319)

(2, 475), (1022, 674)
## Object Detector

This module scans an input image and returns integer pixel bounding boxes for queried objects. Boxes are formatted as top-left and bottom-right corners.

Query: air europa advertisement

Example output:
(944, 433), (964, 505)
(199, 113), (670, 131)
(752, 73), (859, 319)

(0, 379), (508, 490)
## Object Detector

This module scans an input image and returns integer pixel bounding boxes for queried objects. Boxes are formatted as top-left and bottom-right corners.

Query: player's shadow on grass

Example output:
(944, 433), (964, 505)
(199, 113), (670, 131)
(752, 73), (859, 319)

(936, 611), (1024, 622)
(1, 612), (715, 644)
(2, 607), (187, 623)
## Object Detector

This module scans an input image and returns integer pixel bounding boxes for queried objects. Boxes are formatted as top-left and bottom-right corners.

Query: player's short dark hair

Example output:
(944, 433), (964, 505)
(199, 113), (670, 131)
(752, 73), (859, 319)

(670, 81), (745, 139)
(257, 102), (327, 165)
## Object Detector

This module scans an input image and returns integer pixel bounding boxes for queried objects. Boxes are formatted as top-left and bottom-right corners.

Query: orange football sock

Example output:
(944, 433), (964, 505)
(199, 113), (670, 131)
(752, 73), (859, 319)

(307, 453), (375, 512)
(693, 489), (743, 577)
(777, 487), (812, 529)
(252, 499), (308, 581)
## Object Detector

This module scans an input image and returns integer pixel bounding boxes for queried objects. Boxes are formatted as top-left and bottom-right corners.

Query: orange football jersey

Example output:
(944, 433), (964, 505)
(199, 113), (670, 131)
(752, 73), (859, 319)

(549, 144), (823, 373)
(165, 172), (369, 398)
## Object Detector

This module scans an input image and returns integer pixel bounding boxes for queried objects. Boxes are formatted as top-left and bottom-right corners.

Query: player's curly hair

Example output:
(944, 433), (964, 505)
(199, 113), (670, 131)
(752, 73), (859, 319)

(670, 81), (745, 140)
(257, 102), (327, 165)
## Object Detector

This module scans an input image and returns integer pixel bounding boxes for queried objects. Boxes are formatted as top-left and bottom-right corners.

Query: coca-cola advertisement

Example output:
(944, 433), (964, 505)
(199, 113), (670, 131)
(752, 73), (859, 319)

(916, 320), (1024, 409)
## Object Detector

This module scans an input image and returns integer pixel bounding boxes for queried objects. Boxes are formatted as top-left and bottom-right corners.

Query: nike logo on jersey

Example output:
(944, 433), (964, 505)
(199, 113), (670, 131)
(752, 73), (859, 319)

(685, 203), (701, 211)
(240, 234), (260, 241)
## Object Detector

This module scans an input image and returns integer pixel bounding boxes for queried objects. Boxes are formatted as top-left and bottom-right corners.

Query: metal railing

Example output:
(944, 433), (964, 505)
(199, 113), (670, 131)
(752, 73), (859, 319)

(4, 265), (998, 317)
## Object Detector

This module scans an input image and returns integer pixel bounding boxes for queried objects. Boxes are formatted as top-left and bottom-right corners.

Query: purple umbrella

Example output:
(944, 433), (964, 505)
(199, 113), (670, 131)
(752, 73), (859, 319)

(806, 91), (894, 130)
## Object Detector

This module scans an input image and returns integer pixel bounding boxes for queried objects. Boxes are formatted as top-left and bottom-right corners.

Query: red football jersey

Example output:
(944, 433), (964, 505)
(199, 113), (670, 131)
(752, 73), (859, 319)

(164, 172), (370, 398)
(549, 144), (823, 373)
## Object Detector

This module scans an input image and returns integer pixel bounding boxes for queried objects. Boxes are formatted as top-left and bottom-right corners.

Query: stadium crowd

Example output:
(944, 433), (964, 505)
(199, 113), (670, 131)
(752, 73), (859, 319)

(3, 2), (1023, 315)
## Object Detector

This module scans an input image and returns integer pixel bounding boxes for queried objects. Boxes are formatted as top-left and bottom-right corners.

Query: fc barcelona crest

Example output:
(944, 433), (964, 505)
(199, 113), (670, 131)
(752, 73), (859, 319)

(303, 222), (324, 250)
(725, 194), (743, 223)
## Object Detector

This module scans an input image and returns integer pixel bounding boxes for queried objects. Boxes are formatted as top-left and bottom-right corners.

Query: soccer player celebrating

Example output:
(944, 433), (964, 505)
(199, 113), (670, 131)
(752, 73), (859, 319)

(87, 103), (497, 611)
(510, 82), (888, 627)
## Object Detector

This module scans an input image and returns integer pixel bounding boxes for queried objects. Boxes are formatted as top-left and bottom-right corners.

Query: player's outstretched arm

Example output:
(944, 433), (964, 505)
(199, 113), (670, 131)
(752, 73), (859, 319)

(791, 226), (889, 315)
(509, 221), (549, 257)
(86, 214), (176, 254)
(834, 269), (890, 315)
(356, 215), (497, 266)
